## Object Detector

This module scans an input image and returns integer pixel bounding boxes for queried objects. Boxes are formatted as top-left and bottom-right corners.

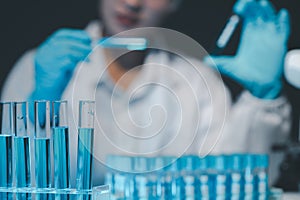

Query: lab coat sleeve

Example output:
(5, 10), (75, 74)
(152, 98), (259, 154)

(215, 90), (291, 154)
(213, 89), (291, 184)
(1, 50), (35, 101)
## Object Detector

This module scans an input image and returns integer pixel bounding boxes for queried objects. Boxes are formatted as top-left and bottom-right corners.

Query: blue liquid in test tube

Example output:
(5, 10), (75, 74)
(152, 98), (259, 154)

(0, 134), (12, 187)
(0, 102), (14, 200)
(53, 127), (70, 189)
(207, 155), (227, 199)
(15, 136), (31, 187)
(52, 100), (70, 200)
(14, 102), (32, 200)
(35, 137), (51, 188)
(98, 37), (148, 51)
(76, 100), (95, 200)
(34, 100), (52, 200)
(197, 157), (209, 199)
(0, 135), (13, 200)
(76, 127), (94, 190)
(180, 155), (198, 200)
(254, 154), (269, 197)
(132, 157), (148, 199)
(0, 135), (13, 187)
(241, 154), (255, 199)
(162, 156), (179, 199)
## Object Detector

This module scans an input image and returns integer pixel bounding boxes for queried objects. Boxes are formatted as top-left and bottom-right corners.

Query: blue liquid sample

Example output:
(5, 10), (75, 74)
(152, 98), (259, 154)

(35, 138), (51, 188)
(14, 136), (31, 187)
(133, 174), (148, 199)
(0, 135), (13, 187)
(98, 37), (148, 51)
(76, 128), (94, 190)
(0, 135), (13, 200)
(227, 172), (242, 199)
(53, 127), (70, 189)
(198, 174), (209, 198)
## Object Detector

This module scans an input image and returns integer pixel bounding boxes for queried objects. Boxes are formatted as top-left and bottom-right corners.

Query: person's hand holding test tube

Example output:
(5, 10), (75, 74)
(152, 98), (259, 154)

(214, 0), (277, 54)
(29, 29), (147, 103)
(206, 0), (290, 99)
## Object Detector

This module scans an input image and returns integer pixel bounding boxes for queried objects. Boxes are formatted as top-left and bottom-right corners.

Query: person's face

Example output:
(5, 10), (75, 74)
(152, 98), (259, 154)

(100, 0), (178, 36)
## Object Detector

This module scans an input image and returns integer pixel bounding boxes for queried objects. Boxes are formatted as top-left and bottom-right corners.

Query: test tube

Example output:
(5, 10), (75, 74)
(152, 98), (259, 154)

(14, 102), (31, 200)
(52, 101), (70, 190)
(254, 154), (269, 196)
(196, 157), (209, 199)
(241, 154), (255, 199)
(213, 0), (274, 55)
(76, 101), (95, 194)
(226, 154), (243, 199)
(0, 102), (14, 199)
(179, 156), (198, 199)
(98, 37), (148, 51)
(207, 155), (227, 199)
(34, 100), (51, 189)
(132, 157), (148, 199)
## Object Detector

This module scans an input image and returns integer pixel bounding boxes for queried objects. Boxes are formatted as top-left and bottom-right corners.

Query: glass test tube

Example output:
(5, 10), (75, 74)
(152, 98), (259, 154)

(0, 102), (14, 200)
(52, 101), (70, 190)
(213, 14), (240, 55)
(76, 101), (95, 191)
(14, 102), (31, 200)
(34, 100), (51, 189)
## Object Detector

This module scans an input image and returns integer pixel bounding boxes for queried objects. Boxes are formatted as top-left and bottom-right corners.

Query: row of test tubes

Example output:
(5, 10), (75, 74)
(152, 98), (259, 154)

(105, 154), (270, 200)
(0, 100), (104, 200)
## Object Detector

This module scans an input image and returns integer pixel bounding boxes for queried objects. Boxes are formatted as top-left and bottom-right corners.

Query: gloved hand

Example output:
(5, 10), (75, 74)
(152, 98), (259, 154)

(29, 28), (92, 101)
(205, 0), (290, 99)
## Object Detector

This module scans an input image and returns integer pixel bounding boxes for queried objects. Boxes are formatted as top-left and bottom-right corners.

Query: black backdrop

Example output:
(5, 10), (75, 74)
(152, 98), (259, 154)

(0, 0), (300, 146)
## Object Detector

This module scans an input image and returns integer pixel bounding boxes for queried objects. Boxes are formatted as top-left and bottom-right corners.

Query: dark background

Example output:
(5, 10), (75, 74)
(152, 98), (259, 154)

(0, 0), (300, 189)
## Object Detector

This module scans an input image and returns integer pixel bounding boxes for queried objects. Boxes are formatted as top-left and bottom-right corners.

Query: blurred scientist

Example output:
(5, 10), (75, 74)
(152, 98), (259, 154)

(1, 0), (291, 185)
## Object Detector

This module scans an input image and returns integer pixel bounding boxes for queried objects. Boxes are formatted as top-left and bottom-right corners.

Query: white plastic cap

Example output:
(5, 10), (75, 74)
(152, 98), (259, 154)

(284, 49), (300, 89)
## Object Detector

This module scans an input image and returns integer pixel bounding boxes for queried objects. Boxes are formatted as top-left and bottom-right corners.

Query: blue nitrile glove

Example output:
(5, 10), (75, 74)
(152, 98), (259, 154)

(205, 0), (290, 99)
(29, 28), (92, 101)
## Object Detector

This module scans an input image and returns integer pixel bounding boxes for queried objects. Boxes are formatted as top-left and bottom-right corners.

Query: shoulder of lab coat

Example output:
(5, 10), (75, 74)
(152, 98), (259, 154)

(1, 49), (35, 101)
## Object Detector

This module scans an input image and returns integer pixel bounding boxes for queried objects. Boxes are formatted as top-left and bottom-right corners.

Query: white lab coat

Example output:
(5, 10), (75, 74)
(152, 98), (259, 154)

(1, 21), (291, 186)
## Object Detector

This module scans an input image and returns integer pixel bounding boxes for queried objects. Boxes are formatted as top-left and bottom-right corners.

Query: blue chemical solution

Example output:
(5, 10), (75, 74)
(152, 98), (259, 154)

(254, 155), (268, 196)
(240, 155), (255, 199)
(98, 37), (148, 51)
(226, 155), (242, 199)
(15, 136), (32, 200)
(207, 156), (227, 199)
(76, 128), (94, 188)
(15, 136), (31, 187)
(35, 138), (51, 188)
(114, 173), (127, 199)
(0, 135), (13, 187)
(198, 173), (209, 198)
(133, 174), (148, 199)
(227, 172), (242, 199)
(0, 135), (13, 200)
(53, 127), (70, 189)
(76, 128), (94, 190)
(182, 174), (196, 199)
